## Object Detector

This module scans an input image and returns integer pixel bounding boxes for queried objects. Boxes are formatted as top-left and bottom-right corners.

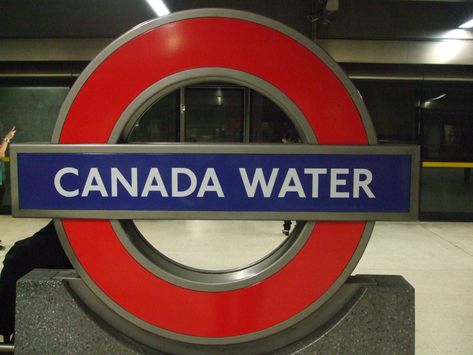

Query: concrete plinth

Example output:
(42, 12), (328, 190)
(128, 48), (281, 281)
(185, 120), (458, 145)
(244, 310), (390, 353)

(275, 275), (415, 354)
(15, 269), (414, 354)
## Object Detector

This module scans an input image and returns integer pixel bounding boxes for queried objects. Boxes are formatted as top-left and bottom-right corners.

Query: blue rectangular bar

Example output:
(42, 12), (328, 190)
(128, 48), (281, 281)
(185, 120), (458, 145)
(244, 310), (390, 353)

(17, 152), (412, 214)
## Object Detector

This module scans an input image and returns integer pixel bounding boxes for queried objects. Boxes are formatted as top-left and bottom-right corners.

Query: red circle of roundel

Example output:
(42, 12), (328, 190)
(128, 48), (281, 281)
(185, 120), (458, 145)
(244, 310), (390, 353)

(58, 16), (369, 338)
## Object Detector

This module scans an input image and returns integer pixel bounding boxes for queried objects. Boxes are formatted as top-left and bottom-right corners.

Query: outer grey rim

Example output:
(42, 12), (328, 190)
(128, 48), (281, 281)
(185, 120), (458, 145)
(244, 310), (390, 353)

(50, 8), (377, 346)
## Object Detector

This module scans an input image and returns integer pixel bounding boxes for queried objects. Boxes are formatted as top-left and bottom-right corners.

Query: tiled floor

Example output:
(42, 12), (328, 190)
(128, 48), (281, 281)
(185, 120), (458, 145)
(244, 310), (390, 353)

(1, 216), (472, 354)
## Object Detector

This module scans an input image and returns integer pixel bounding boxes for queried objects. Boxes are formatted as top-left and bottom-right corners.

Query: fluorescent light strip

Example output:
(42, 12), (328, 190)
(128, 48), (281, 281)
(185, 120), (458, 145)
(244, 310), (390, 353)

(459, 18), (473, 29)
(146, 0), (170, 17)
(427, 93), (447, 102)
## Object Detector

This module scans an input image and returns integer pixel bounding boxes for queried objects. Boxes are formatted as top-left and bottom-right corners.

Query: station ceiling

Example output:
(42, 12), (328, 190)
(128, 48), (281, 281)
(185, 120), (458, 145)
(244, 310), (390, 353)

(0, 0), (472, 40)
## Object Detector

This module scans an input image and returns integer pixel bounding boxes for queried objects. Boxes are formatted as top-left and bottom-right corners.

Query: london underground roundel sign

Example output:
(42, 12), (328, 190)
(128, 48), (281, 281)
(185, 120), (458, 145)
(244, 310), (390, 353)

(10, 9), (419, 352)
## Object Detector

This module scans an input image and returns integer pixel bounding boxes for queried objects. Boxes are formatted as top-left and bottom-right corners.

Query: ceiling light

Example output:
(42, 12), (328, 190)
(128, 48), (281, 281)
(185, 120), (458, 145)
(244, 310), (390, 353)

(422, 93), (446, 108)
(431, 40), (466, 63)
(427, 94), (447, 102)
(442, 29), (471, 40)
(459, 18), (473, 29)
(146, 0), (170, 17)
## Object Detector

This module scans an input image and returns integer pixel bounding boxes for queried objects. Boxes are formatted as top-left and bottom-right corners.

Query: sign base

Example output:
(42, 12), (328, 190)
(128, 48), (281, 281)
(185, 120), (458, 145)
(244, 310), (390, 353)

(14, 270), (414, 354)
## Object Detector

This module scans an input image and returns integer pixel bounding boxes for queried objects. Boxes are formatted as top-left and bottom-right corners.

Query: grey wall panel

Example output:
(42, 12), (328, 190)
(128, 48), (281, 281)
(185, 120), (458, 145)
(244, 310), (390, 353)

(317, 39), (473, 67)
(0, 38), (113, 62)
(2, 38), (473, 81)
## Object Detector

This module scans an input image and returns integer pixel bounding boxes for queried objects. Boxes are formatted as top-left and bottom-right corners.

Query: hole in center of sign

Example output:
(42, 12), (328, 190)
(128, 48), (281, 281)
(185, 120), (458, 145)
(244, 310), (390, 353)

(133, 220), (293, 271)
(125, 81), (304, 272)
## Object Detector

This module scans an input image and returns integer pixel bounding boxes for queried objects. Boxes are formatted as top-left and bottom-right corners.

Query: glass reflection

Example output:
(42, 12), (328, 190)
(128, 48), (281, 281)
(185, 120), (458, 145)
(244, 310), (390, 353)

(185, 86), (243, 142)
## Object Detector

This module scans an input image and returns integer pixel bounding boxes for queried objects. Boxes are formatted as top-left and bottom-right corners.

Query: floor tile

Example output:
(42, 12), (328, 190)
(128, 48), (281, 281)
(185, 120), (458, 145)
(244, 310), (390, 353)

(1, 217), (472, 354)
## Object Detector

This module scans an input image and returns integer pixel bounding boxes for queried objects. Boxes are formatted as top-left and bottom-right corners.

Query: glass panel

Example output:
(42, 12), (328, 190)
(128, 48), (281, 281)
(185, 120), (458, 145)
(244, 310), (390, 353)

(421, 112), (470, 162)
(353, 81), (417, 144)
(420, 84), (473, 162)
(250, 91), (299, 143)
(421, 168), (473, 217)
(127, 91), (179, 142)
(0, 86), (69, 211)
(185, 87), (243, 142)
(0, 87), (69, 142)
(419, 83), (473, 219)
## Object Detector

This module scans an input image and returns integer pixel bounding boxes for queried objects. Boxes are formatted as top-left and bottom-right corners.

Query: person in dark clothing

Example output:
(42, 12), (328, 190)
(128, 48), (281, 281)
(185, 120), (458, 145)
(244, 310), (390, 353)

(0, 221), (72, 343)
(281, 130), (301, 236)
(0, 126), (16, 251)
(282, 220), (292, 236)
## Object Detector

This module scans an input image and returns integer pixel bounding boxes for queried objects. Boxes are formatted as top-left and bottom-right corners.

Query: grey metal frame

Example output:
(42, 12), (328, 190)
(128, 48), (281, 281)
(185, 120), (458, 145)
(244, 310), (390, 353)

(179, 88), (185, 142)
(243, 87), (251, 143)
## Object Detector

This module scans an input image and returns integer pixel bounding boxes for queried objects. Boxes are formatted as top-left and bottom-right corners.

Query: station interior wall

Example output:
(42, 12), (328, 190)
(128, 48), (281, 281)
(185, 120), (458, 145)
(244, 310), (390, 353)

(1, 0), (472, 220)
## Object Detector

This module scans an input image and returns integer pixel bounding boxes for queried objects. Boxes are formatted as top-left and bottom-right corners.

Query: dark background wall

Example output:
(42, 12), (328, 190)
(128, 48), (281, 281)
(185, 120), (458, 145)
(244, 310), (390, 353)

(1, 0), (473, 219)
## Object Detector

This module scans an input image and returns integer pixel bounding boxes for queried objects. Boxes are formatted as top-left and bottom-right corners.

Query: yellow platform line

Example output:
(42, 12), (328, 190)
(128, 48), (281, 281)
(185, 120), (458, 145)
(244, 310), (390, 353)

(423, 161), (473, 168)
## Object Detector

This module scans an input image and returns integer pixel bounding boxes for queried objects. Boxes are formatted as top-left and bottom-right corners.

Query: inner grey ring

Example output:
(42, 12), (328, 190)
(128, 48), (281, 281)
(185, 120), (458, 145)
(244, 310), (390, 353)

(110, 68), (315, 291)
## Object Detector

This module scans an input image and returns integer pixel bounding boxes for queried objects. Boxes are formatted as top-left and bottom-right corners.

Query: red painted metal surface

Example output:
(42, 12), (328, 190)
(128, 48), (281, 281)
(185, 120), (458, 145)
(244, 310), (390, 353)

(59, 17), (368, 337)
